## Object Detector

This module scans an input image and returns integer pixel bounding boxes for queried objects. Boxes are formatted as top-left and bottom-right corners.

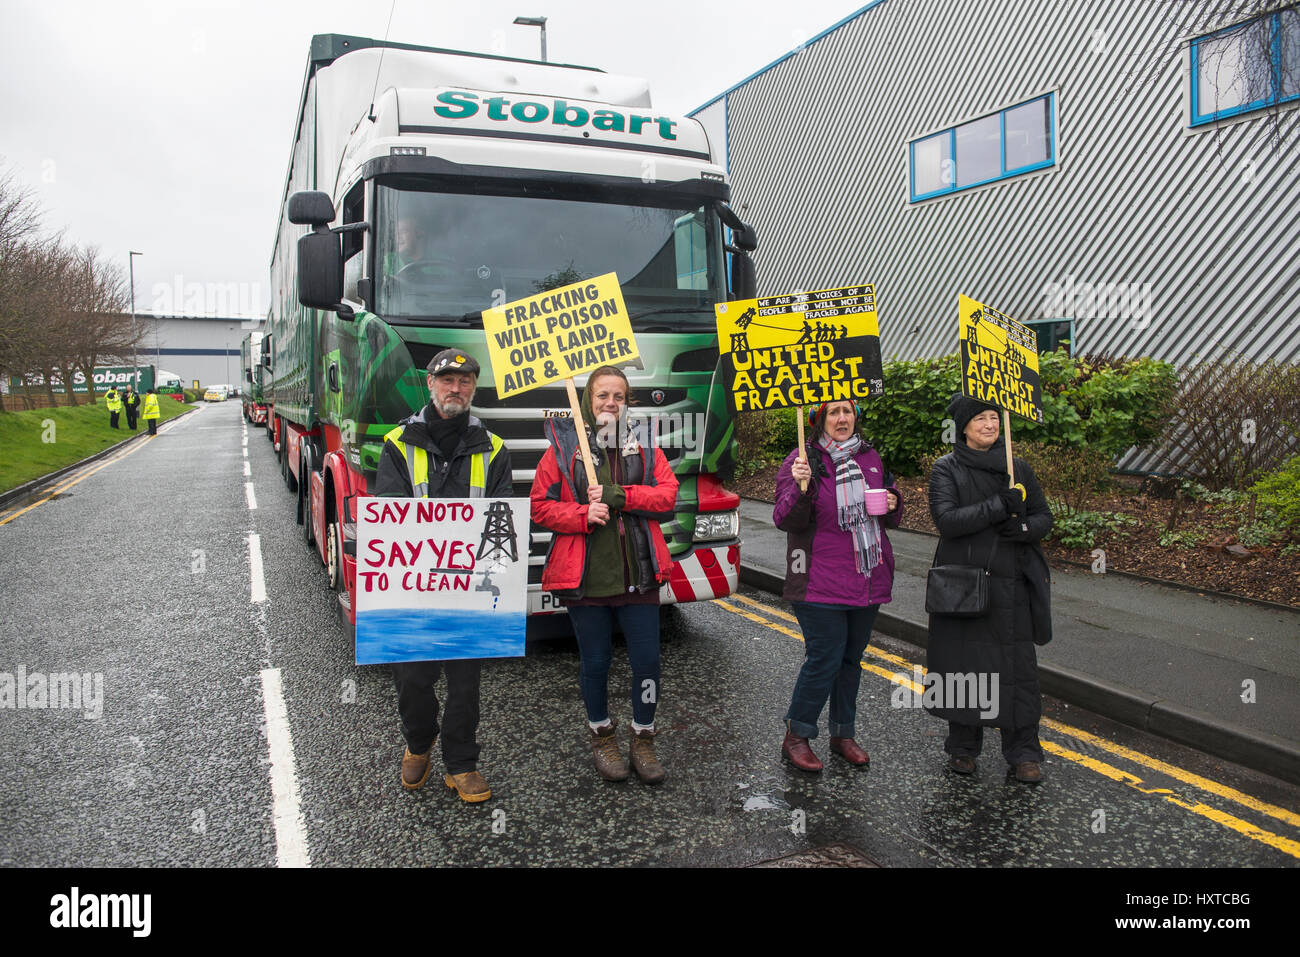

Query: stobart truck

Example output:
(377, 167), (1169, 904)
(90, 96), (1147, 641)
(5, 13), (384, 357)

(240, 331), (268, 424)
(267, 34), (757, 631)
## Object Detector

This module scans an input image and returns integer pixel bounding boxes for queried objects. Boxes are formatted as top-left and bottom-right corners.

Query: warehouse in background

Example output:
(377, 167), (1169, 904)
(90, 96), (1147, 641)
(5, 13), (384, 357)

(691, 0), (1299, 372)
(131, 312), (264, 390)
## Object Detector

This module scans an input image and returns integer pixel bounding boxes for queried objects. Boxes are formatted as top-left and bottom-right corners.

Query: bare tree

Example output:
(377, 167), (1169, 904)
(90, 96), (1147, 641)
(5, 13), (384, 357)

(1132, 2), (1300, 157)
(0, 164), (45, 412)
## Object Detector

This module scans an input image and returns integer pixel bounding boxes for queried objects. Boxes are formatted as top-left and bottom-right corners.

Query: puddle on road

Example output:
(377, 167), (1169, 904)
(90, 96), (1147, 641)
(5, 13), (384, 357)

(733, 776), (792, 814)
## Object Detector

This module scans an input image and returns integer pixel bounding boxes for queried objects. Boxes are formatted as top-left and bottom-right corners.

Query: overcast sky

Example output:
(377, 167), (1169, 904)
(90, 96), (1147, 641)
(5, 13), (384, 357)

(0, 0), (871, 318)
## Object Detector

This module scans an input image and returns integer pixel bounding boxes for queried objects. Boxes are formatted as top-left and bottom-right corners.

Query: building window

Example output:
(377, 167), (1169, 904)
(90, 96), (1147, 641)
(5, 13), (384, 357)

(1190, 8), (1300, 125)
(1026, 318), (1073, 356)
(909, 93), (1055, 203)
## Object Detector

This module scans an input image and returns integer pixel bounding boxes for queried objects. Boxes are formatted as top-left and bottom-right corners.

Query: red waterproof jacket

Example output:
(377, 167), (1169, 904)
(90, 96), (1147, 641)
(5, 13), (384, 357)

(530, 418), (678, 595)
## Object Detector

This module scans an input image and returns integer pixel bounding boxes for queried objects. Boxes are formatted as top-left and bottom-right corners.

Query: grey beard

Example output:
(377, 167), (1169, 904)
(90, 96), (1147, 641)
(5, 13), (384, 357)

(433, 393), (473, 418)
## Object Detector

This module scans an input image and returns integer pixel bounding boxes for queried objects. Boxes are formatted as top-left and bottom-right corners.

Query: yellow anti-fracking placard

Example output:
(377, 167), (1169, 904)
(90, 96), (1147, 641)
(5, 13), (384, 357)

(482, 272), (638, 397)
(958, 294), (1043, 424)
(714, 284), (883, 414)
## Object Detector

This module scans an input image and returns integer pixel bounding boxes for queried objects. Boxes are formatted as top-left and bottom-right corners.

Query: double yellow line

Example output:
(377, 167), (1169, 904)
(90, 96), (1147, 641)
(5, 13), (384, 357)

(715, 592), (1300, 860)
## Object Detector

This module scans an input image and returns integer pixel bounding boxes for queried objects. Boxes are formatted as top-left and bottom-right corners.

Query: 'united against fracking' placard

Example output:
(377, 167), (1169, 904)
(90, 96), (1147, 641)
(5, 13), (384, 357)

(714, 284), (883, 414)
(958, 294), (1043, 424)
(481, 273), (638, 397)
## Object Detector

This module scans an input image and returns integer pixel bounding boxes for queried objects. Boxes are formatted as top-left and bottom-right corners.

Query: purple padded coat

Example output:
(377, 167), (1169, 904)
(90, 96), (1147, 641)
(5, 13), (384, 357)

(772, 442), (903, 606)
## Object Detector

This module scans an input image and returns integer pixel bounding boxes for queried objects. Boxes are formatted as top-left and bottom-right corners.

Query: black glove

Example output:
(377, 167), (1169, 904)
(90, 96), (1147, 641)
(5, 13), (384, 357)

(997, 486), (1024, 517)
(999, 518), (1033, 542)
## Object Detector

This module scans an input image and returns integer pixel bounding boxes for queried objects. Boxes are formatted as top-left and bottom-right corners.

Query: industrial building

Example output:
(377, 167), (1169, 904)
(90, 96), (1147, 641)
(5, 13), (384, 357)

(691, 0), (1298, 367)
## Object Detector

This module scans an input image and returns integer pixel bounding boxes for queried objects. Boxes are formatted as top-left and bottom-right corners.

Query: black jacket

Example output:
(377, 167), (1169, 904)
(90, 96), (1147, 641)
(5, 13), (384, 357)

(925, 439), (1053, 729)
(375, 405), (513, 499)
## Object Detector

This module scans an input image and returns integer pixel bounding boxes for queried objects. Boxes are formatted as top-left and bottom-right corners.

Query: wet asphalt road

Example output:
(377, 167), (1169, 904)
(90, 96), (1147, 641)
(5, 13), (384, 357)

(2, 400), (1299, 867)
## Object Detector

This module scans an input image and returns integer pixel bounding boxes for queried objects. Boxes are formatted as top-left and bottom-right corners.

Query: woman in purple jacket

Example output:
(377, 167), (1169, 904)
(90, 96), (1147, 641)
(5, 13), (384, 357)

(774, 399), (902, 771)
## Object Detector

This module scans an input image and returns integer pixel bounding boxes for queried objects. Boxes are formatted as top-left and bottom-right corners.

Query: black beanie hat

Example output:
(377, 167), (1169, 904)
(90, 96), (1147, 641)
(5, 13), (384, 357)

(947, 393), (999, 442)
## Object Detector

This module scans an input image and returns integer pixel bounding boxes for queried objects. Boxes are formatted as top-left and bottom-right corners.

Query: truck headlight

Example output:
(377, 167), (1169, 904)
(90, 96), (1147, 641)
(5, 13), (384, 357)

(693, 510), (738, 542)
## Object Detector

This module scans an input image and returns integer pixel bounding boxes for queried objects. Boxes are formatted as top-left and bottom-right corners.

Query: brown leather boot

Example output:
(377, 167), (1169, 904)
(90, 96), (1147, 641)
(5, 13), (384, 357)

(782, 728), (823, 772)
(829, 736), (870, 766)
(444, 770), (492, 802)
(591, 720), (629, 782)
(401, 746), (433, 790)
(629, 727), (666, 785)
(1014, 761), (1043, 783)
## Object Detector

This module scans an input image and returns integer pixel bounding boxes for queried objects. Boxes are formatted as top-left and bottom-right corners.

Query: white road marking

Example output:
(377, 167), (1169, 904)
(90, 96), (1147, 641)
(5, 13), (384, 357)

(243, 460), (251, 477)
(248, 532), (267, 603)
(259, 668), (311, 868)
(245, 482), (258, 510)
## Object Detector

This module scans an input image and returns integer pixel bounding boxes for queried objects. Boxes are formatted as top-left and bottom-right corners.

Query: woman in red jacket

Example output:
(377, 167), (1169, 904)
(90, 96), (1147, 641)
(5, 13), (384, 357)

(530, 366), (679, 784)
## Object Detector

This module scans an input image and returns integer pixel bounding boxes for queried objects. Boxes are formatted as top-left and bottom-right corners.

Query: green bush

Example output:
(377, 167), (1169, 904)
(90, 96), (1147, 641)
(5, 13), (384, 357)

(1017, 441), (1112, 515)
(1249, 455), (1300, 533)
(1046, 503), (1136, 550)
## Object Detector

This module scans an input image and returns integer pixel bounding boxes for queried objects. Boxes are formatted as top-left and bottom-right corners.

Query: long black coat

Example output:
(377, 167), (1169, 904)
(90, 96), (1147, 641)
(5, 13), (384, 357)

(925, 439), (1053, 730)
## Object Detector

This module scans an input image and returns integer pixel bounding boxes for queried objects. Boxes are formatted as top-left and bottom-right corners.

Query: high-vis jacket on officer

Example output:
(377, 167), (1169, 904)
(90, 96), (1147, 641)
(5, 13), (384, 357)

(141, 393), (160, 419)
(375, 406), (512, 500)
(105, 389), (122, 412)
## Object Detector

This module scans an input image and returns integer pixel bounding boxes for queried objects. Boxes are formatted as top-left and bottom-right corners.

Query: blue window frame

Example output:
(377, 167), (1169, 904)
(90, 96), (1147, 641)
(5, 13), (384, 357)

(909, 93), (1055, 203)
(1190, 8), (1300, 125)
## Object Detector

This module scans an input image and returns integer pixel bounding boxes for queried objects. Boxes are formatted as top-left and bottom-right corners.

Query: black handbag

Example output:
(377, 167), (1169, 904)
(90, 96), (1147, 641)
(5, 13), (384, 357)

(925, 539), (998, 618)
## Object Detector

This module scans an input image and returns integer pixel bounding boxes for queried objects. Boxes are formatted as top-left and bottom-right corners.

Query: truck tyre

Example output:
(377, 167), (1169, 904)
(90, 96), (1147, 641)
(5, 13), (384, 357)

(299, 447), (315, 546)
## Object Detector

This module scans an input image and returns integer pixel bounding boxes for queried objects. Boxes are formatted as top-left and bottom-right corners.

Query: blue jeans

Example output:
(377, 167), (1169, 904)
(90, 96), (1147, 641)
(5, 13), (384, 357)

(785, 602), (880, 739)
(566, 604), (662, 726)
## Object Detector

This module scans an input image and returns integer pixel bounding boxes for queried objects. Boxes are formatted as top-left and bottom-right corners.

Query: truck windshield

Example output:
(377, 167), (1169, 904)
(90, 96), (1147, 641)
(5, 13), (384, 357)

(374, 182), (727, 327)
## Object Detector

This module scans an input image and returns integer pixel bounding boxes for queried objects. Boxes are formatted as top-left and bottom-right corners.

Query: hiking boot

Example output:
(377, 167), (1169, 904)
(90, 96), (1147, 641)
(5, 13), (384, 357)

(782, 729), (823, 772)
(401, 746), (433, 790)
(1014, 761), (1043, 783)
(829, 736), (870, 767)
(444, 770), (492, 802)
(948, 755), (976, 775)
(629, 727), (666, 785)
(591, 720), (629, 782)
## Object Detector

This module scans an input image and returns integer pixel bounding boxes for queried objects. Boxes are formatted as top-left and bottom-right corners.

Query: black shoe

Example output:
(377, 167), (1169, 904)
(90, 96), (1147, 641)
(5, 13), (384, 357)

(948, 755), (976, 774)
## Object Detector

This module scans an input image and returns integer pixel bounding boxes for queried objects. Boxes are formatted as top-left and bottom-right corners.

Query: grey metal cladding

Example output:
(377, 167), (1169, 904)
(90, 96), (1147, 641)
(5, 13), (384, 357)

(710, 0), (1299, 371)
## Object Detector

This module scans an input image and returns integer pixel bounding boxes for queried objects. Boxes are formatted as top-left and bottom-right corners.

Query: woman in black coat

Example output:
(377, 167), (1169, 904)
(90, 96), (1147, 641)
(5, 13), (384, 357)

(925, 394), (1054, 782)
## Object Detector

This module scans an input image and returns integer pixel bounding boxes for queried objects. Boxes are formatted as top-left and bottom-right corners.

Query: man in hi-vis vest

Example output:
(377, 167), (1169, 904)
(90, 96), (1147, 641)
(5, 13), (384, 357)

(374, 348), (512, 802)
(105, 386), (122, 429)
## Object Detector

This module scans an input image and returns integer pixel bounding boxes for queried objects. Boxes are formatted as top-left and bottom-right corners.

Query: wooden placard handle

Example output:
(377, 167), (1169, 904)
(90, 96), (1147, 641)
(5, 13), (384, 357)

(796, 404), (808, 491)
(565, 377), (600, 490)
(1003, 409), (1016, 486)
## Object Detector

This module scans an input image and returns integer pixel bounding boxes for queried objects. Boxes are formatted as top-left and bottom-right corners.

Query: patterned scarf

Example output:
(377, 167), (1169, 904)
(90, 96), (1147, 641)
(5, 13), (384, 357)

(818, 433), (881, 576)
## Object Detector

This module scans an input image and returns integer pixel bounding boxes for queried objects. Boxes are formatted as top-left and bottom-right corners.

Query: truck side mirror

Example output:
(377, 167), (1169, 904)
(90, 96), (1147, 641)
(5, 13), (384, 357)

(297, 230), (344, 310)
(730, 251), (756, 300)
(288, 191), (336, 226)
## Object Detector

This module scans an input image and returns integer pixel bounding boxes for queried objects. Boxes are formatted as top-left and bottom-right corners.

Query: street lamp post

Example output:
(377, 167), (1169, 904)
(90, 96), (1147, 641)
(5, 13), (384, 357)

(513, 16), (547, 61)
(129, 251), (142, 389)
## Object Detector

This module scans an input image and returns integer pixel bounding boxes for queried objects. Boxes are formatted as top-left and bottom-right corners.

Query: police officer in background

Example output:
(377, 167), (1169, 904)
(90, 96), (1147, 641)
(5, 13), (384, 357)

(375, 348), (512, 802)
(105, 385), (122, 429)
(141, 388), (160, 435)
(121, 386), (141, 431)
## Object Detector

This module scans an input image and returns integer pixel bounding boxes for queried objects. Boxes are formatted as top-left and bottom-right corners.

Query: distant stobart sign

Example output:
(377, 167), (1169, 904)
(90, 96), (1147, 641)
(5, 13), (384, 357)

(958, 294), (1043, 424)
(481, 272), (638, 398)
(714, 284), (883, 414)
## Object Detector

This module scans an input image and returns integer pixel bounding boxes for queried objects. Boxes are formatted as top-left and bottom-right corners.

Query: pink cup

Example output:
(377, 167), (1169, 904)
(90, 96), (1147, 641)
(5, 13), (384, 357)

(865, 488), (889, 516)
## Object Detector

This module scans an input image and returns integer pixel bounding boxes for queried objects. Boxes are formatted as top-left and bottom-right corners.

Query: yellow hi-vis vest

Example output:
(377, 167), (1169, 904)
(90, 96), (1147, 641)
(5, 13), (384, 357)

(382, 423), (504, 498)
(142, 394), (160, 419)
(106, 390), (122, 412)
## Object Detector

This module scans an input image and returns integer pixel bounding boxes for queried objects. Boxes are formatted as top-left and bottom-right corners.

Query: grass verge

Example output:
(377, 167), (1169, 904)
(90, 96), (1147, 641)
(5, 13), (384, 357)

(0, 397), (193, 494)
